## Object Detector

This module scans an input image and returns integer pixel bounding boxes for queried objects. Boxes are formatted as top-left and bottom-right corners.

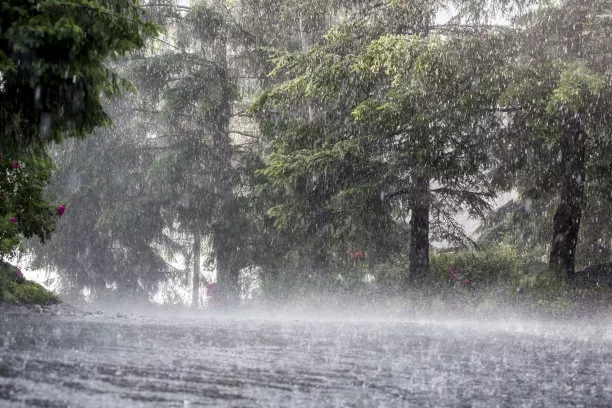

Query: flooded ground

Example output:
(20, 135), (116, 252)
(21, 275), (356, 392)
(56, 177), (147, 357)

(1, 310), (612, 407)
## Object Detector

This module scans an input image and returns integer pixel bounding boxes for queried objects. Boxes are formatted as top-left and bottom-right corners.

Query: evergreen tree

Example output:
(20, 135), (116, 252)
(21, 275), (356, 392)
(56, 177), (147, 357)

(27, 95), (181, 301)
(252, 0), (509, 286)
(494, 0), (612, 281)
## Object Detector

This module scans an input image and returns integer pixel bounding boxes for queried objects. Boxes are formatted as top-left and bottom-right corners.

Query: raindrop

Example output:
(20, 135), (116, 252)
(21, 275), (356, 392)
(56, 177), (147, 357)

(34, 87), (41, 102)
(523, 198), (532, 213)
(39, 112), (52, 138)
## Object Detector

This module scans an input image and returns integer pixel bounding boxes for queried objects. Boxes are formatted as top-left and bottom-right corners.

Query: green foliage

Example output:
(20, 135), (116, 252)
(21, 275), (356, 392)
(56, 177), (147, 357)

(27, 127), (177, 300)
(6, 280), (60, 305)
(0, 151), (60, 256)
(0, 261), (59, 304)
(19, 0), (612, 306)
(491, 0), (612, 278)
(251, 1), (511, 286)
(475, 199), (552, 252)
(24, 0), (303, 301)
(430, 244), (547, 290)
(0, 0), (160, 154)
(515, 269), (566, 301)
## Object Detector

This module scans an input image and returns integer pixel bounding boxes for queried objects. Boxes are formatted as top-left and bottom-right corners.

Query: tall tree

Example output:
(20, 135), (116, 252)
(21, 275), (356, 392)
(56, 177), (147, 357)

(27, 95), (181, 301)
(495, 0), (612, 281)
(252, 0), (508, 286)
(24, 0), (302, 304)
(123, 0), (304, 306)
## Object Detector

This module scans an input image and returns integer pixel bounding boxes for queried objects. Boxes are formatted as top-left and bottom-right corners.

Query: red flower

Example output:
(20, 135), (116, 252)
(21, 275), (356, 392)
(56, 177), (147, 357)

(17, 270), (23, 278)
(58, 205), (66, 216)
(461, 279), (470, 288)
(451, 272), (459, 280)
(12, 161), (19, 169)
(450, 265), (456, 273)
(349, 252), (355, 260)
(9, 216), (17, 224)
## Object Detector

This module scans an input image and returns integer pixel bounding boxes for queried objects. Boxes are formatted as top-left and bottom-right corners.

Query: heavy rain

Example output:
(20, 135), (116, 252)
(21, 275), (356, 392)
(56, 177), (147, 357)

(1, 0), (612, 406)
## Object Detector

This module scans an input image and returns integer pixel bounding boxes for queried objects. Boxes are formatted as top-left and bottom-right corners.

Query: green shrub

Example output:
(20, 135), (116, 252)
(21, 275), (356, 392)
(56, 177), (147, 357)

(0, 261), (60, 305)
(430, 244), (547, 290)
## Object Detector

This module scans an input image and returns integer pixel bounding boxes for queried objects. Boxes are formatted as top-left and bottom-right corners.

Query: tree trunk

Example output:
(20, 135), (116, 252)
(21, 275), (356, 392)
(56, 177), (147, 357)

(215, 243), (240, 307)
(191, 228), (201, 309)
(549, 117), (587, 283)
(409, 176), (430, 286)
(211, 33), (239, 306)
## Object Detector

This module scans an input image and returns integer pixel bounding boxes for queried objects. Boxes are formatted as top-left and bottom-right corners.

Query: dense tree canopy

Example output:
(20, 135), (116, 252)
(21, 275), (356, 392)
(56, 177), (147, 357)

(493, 0), (612, 280)
(0, 0), (159, 154)
(251, 1), (511, 285)
(18, 0), (612, 305)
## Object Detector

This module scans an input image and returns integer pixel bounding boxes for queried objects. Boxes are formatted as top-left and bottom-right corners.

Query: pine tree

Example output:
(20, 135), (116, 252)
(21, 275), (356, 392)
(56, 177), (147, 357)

(251, 0), (509, 286)
(494, 0), (612, 281)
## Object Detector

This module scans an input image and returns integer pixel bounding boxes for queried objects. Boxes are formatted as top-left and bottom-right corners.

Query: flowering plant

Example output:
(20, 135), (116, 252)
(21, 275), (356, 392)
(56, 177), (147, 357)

(349, 250), (367, 260)
(0, 152), (63, 256)
(449, 265), (470, 288)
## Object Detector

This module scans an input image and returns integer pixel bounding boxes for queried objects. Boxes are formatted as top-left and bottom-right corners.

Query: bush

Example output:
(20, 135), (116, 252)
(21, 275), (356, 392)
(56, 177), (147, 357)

(430, 245), (583, 314)
(0, 261), (60, 305)
(430, 244), (547, 290)
(363, 244), (552, 313)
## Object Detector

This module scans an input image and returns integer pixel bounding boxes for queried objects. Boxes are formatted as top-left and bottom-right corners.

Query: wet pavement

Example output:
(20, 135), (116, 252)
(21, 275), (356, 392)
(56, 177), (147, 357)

(1, 311), (612, 407)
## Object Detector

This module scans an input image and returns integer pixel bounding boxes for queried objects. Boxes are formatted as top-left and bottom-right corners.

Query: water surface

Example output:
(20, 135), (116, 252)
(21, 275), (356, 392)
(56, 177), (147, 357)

(1, 313), (611, 407)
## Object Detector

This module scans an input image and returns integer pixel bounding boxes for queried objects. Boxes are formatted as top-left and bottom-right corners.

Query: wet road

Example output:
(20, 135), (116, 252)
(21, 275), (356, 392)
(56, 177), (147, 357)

(1, 312), (611, 407)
